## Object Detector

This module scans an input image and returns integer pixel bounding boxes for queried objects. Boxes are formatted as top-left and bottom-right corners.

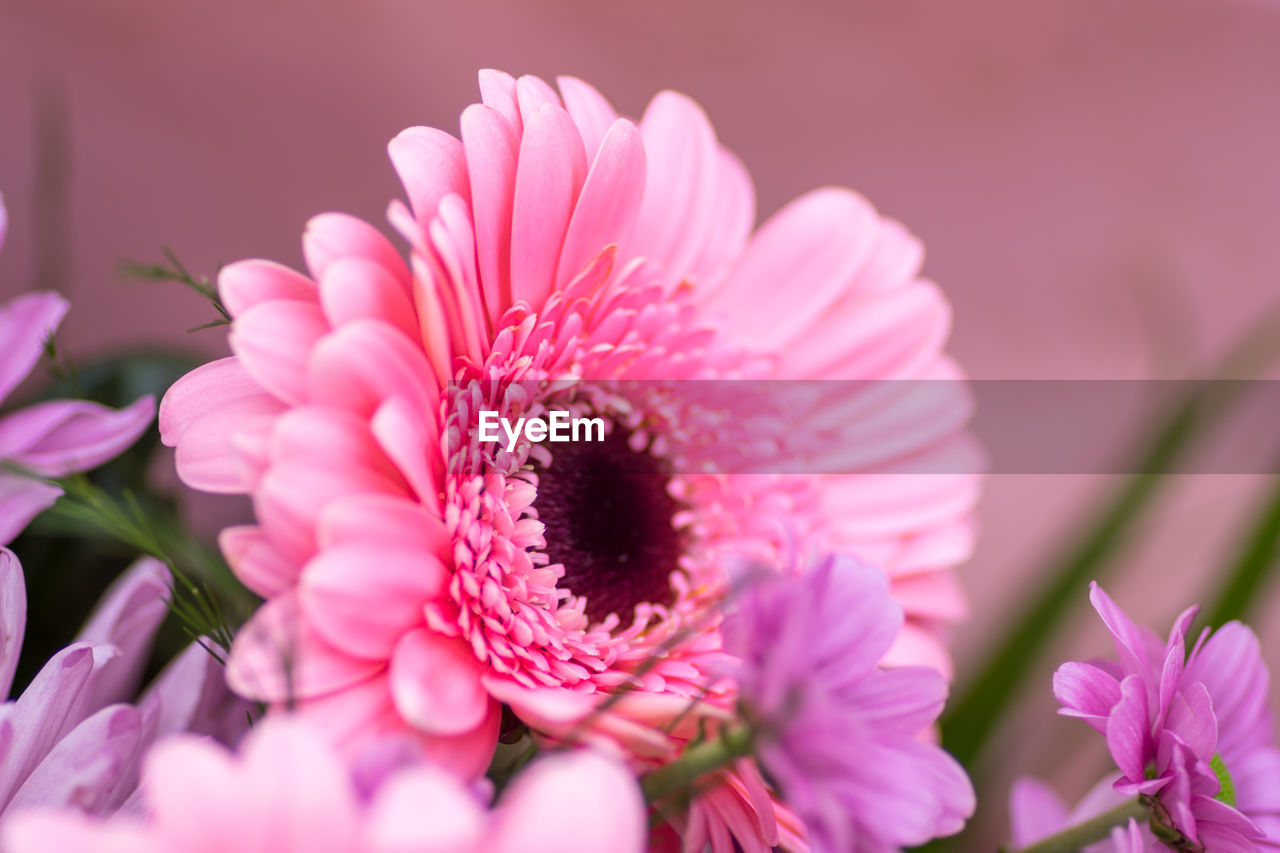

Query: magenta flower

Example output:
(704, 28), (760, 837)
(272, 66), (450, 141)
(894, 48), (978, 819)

(0, 197), (155, 545)
(0, 549), (250, 821)
(1052, 582), (1280, 850)
(3, 716), (646, 853)
(157, 69), (978, 848)
(722, 554), (974, 852)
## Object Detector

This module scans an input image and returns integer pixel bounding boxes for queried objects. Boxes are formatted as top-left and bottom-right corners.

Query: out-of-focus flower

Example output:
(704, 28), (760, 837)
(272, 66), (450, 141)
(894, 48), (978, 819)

(721, 554), (973, 852)
(3, 715), (645, 853)
(0, 195), (155, 545)
(158, 69), (978, 849)
(0, 549), (250, 822)
(1008, 776), (1145, 852)
(1051, 582), (1280, 850)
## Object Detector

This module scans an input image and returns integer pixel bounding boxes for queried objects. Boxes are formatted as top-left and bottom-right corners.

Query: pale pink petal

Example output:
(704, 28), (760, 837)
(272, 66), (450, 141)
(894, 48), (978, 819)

(0, 292), (67, 403)
(366, 764), (486, 852)
(173, 394), (283, 493)
(229, 301), (329, 406)
(4, 811), (160, 853)
(388, 126), (469, 223)
(140, 641), (252, 743)
(220, 524), (302, 598)
(509, 104), (586, 310)
(158, 356), (262, 448)
(316, 493), (450, 558)
(218, 260), (318, 318)
(389, 628), (489, 736)
(514, 74), (564, 123)
(490, 750), (646, 853)
(1009, 778), (1068, 847)
(686, 149), (756, 291)
(1053, 662), (1122, 733)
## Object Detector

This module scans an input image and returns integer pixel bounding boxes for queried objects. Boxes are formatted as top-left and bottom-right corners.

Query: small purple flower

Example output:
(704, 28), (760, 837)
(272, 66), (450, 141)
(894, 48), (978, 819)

(0, 195), (155, 546)
(0, 548), (251, 821)
(723, 553), (974, 852)
(1052, 582), (1280, 850)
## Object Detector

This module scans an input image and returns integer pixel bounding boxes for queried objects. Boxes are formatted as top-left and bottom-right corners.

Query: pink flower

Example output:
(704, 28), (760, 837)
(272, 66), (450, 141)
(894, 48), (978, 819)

(0, 196), (155, 545)
(2, 716), (646, 853)
(1052, 583), (1280, 850)
(158, 70), (978, 849)
(0, 549), (250, 821)
(723, 554), (973, 851)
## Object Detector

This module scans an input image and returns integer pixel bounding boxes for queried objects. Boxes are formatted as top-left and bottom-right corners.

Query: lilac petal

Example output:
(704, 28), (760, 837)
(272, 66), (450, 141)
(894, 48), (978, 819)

(74, 558), (170, 712)
(1185, 622), (1271, 757)
(0, 293), (67, 404)
(0, 643), (100, 809)
(7, 703), (145, 814)
(1232, 747), (1280, 822)
(0, 396), (155, 477)
(1190, 794), (1262, 837)
(1156, 604), (1197, 728)
(805, 556), (904, 679)
(1105, 675), (1152, 783)
(0, 472), (62, 547)
(1008, 778), (1067, 847)
(1163, 682), (1217, 764)
(1108, 819), (1146, 853)
(0, 549), (27, 697)
(1088, 582), (1158, 682)
(1053, 661), (1121, 734)
(141, 641), (253, 745)
(835, 666), (946, 737)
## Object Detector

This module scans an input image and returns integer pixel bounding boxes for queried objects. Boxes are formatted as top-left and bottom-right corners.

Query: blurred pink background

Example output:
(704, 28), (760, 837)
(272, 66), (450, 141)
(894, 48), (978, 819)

(3, 0), (1280, 843)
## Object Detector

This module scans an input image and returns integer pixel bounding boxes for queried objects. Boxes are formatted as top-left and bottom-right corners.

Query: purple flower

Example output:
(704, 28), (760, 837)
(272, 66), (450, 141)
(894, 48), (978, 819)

(1053, 582), (1280, 850)
(0, 548), (251, 820)
(1008, 775), (1146, 852)
(723, 554), (974, 852)
(0, 195), (155, 545)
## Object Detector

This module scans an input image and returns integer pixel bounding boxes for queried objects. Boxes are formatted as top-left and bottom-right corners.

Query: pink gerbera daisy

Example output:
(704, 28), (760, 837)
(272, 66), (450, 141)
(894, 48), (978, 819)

(159, 70), (979, 849)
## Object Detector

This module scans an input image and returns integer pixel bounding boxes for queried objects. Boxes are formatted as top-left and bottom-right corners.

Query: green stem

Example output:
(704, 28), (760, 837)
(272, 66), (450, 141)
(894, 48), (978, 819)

(1014, 798), (1148, 853)
(641, 727), (755, 804)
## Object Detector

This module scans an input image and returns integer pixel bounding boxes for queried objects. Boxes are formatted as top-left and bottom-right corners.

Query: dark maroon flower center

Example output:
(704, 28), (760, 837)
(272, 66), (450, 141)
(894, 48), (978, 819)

(532, 426), (683, 624)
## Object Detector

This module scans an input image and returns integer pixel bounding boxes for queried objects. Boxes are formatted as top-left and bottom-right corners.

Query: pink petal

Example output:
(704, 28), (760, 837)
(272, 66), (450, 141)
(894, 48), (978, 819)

(389, 628), (489, 736)
(299, 544), (447, 660)
(460, 104), (518, 319)
(229, 300), (329, 406)
(509, 104), (586, 310)
(4, 811), (159, 853)
(140, 641), (251, 744)
(316, 493), (449, 559)
(388, 126), (469, 223)
(172, 394), (283, 493)
(556, 75), (619, 161)
(1008, 778), (1067, 847)
(478, 68), (522, 130)
(687, 149), (756, 291)
(303, 212), (412, 286)
(219, 524), (302, 598)
(304, 320), (439, 424)
(226, 593), (383, 702)
(627, 91), (720, 289)
(159, 356), (261, 448)
(369, 396), (441, 511)
(556, 118), (646, 289)
(319, 257), (417, 340)
(218, 259), (318, 318)
(1053, 662), (1122, 733)
(704, 188), (877, 350)
(0, 292), (67, 404)
(514, 74), (564, 123)
(1105, 675), (1153, 782)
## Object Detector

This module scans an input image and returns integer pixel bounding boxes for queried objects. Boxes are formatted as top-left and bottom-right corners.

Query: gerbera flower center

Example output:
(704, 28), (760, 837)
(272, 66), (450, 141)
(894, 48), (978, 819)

(532, 426), (683, 624)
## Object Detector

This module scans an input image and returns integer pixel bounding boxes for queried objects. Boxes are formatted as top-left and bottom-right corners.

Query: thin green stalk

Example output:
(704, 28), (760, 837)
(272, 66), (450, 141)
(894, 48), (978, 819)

(1200, 463), (1280, 629)
(1011, 798), (1148, 853)
(641, 727), (754, 804)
